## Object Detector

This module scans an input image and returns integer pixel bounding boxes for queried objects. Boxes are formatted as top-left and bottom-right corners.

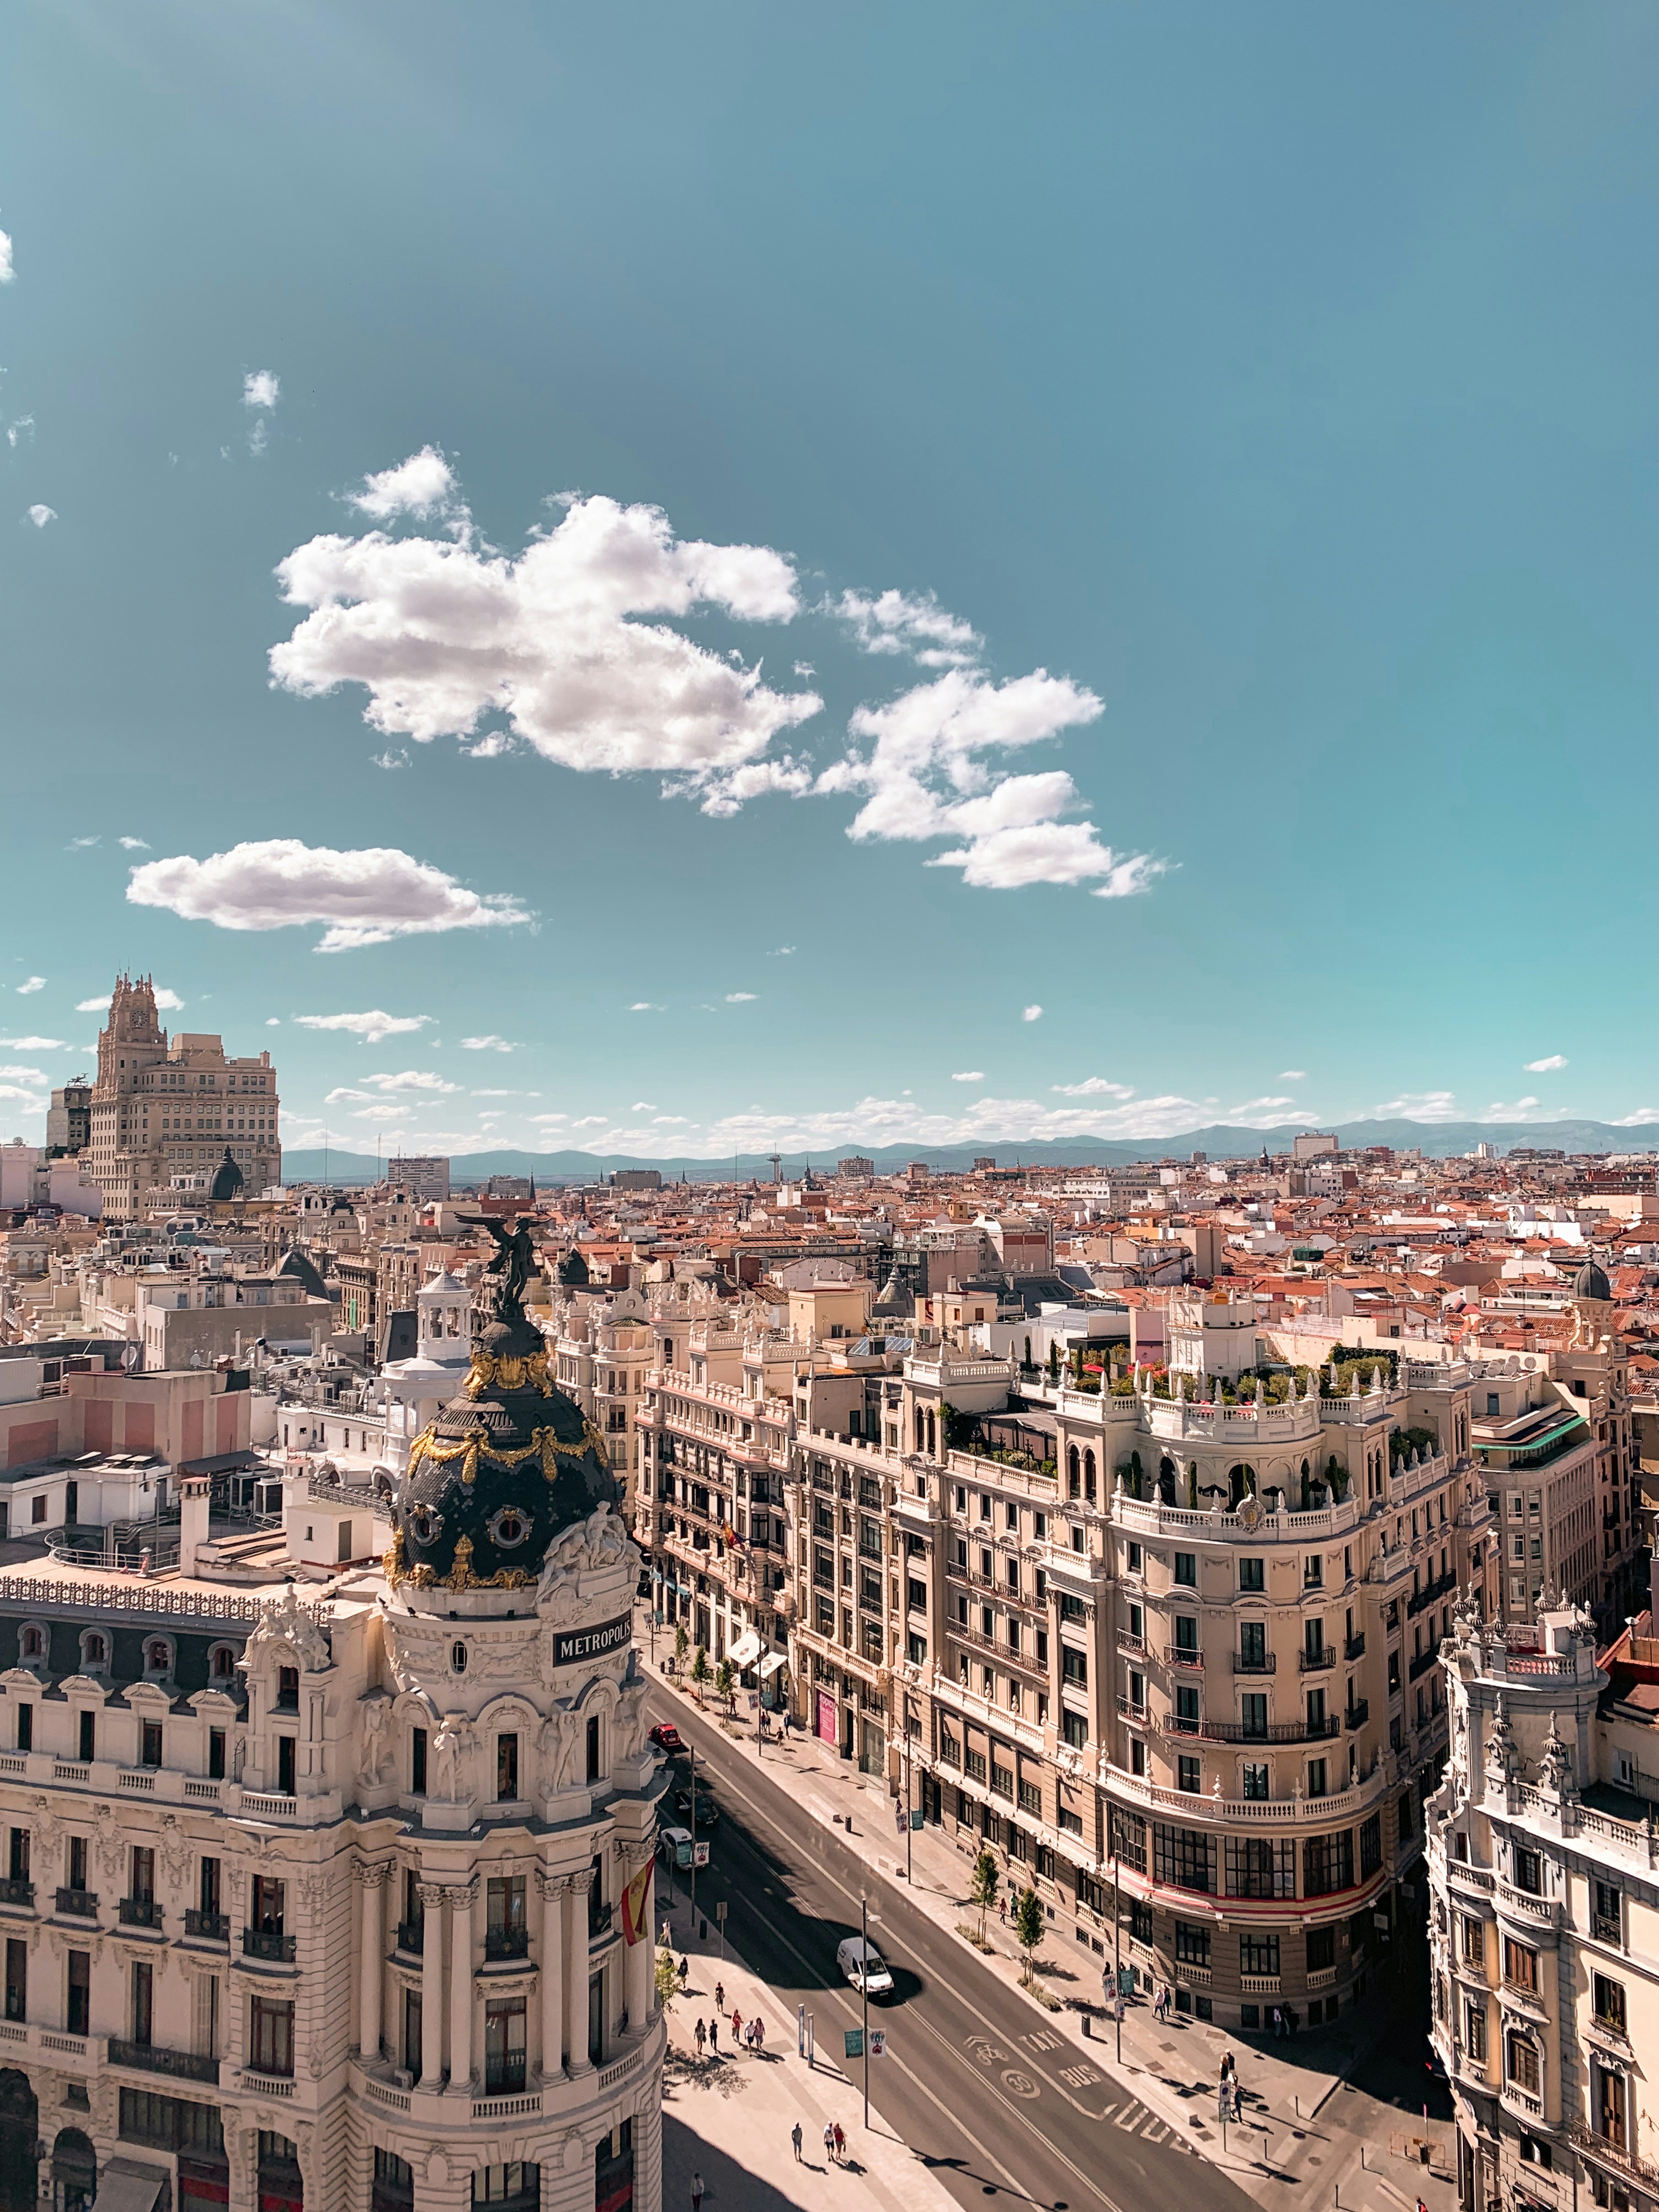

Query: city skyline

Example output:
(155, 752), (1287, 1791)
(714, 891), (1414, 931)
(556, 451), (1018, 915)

(6, 6), (1659, 1159)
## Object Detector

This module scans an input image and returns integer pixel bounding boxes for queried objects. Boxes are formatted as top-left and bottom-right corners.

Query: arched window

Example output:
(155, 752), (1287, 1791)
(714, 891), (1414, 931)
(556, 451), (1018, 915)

(1083, 1449), (1097, 1503)
(18, 1625), (44, 1662)
(209, 1644), (237, 1681)
(80, 1632), (107, 1673)
(1067, 1446), (1080, 1500)
(144, 1638), (173, 1677)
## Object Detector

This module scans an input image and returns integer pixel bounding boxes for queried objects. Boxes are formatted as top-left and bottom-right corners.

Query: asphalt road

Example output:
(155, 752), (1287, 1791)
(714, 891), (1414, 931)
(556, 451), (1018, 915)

(646, 1690), (1260, 2212)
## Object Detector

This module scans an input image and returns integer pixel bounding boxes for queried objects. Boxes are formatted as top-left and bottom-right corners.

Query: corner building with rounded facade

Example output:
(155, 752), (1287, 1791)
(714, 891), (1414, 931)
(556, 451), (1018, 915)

(790, 1297), (1500, 2032)
(0, 1260), (665, 2212)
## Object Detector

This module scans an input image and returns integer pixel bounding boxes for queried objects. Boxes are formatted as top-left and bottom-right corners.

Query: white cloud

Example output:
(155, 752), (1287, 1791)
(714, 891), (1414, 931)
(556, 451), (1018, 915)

(126, 839), (529, 953)
(0, 1036), (65, 1051)
(530, 1113), (568, 1126)
(0, 1084), (46, 1107)
(349, 446), (459, 522)
(266, 1017), (280, 1026)
(1279, 1070), (1306, 1081)
(951, 1071), (985, 1084)
(371, 749), (410, 771)
(69, 836), (98, 849)
(340, 1069), (462, 1096)
(243, 370), (280, 411)
(472, 1089), (537, 1099)
(1610, 1110), (1659, 1127)
(1022, 1005), (1043, 1023)
(248, 419), (269, 457)
(0, 231), (13, 284)
(632, 1101), (658, 1112)
(119, 836), (150, 850)
(1524, 1055), (1567, 1074)
(270, 483), (817, 795)
(1050, 1076), (1132, 1098)
(571, 1115), (607, 1129)
(770, 945), (796, 956)
(459, 1035), (516, 1052)
(725, 992), (757, 1004)
(294, 1010), (431, 1046)
(833, 588), (981, 668)
(1485, 1096), (1543, 1118)
(74, 998), (108, 1012)
(653, 1115), (688, 1125)
(628, 1003), (663, 1013)
(151, 987), (184, 1011)
(14, 978), (44, 995)
(26, 505), (56, 529)
(351, 1104), (410, 1121)
(7, 416), (33, 447)
(1369, 1091), (1460, 1121)
(324, 1087), (371, 1106)
(0, 1065), (47, 1083)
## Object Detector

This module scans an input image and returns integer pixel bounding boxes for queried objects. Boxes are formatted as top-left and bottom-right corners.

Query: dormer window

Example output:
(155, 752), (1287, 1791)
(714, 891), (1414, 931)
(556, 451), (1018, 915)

(275, 1667), (299, 1712)
(79, 1633), (107, 1675)
(487, 1507), (529, 1550)
(209, 1645), (236, 1681)
(18, 1627), (44, 1664)
(144, 1638), (174, 1678)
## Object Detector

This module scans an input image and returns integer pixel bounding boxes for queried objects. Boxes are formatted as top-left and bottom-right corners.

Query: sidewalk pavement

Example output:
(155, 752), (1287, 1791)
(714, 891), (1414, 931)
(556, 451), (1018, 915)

(659, 1906), (961, 2212)
(650, 1660), (1459, 2212)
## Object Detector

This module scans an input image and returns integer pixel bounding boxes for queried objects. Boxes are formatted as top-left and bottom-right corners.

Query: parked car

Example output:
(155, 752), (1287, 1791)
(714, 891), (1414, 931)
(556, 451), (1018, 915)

(674, 1787), (719, 1829)
(836, 1935), (894, 1998)
(648, 1722), (685, 1756)
(658, 1825), (695, 1870)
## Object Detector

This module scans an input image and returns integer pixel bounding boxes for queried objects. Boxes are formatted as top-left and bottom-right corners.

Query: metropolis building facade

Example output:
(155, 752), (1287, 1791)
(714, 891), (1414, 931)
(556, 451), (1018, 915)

(0, 1233), (665, 2212)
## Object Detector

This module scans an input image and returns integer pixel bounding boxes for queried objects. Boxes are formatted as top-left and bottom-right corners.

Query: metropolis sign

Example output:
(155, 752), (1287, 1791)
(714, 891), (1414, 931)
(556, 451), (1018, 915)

(554, 1614), (632, 1667)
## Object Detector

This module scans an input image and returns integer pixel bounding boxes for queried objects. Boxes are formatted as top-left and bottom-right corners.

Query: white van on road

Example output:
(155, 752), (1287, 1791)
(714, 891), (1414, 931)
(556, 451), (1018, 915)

(836, 1935), (894, 1997)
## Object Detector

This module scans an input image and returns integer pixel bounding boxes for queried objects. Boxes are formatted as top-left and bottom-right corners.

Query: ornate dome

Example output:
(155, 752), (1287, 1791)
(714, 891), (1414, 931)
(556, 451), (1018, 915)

(210, 1146), (245, 1202)
(385, 1219), (618, 1598)
(1573, 1258), (1613, 1303)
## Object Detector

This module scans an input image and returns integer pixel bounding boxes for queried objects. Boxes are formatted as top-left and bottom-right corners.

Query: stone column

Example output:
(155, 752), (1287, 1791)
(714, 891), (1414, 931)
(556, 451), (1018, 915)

(625, 1856), (653, 2031)
(357, 1861), (390, 2061)
(418, 1881), (447, 2088)
(447, 1881), (477, 2093)
(565, 1868), (594, 2076)
(537, 1869), (567, 2081)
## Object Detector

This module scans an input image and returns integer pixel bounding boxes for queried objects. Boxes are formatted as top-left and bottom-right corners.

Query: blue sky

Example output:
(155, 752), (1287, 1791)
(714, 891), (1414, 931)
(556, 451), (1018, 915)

(4, 2), (1659, 1159)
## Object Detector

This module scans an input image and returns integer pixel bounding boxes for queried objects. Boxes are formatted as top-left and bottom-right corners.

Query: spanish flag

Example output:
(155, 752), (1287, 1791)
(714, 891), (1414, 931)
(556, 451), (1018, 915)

(621, 1859), (653, 1948)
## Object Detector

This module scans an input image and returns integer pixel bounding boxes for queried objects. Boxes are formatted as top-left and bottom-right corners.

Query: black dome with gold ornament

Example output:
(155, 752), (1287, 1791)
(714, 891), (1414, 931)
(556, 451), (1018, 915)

(385, 1218), (618, 1595)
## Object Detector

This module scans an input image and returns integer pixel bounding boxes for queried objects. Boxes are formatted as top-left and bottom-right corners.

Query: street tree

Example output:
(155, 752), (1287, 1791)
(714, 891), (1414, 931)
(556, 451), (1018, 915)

(970, 1848), (1000, 1943)
(1013, 1886), (1045, 1986)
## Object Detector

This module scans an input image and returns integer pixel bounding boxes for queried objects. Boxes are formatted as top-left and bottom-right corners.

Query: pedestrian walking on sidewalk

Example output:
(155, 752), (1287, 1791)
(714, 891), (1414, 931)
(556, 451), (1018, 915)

(833, 2123), (846, 2163)
(823, 2124), (835, 2163)
(792, 2123), (803, 2163)
(679, 1956), (690, 1986)
(695, 2018), (706, 2055)
(1271, 2005), (1283, 2039)
(714, 1981), (724, 2012)
(754, 2014), (765, 2053)
(709, 2018), (718, 2054)
(691, 2173), (704, 2212)
(732, 2007), (743, 2045)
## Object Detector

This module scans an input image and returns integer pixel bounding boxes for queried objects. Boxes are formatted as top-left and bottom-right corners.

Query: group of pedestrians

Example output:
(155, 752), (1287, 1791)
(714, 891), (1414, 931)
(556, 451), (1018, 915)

(1218, 2052), (1242, 2121)
(1269, 2003), (1300, 2038)
(689, 1993), (767, 2062)
(783, 2119), (847, 2166)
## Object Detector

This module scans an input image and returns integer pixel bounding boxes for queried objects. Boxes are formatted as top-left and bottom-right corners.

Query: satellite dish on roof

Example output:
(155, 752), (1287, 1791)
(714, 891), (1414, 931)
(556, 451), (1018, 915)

(121, 1342), (140, 1372)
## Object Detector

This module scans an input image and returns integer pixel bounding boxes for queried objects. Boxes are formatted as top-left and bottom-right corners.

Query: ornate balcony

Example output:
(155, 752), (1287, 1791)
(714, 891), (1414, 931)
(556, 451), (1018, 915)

(108, 2037), (219, 2086)
(184, 1910), (228, 1942)
(242, 1928), (296, 1962)
(55, 1889), (97, 1919)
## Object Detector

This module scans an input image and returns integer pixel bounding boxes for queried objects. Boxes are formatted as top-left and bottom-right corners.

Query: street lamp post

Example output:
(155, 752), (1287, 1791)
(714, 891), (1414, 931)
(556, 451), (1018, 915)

(861, 1893), (870, 2130)
(1111, 1816), (1123, 2065)
(905, 1725), (913, 1885)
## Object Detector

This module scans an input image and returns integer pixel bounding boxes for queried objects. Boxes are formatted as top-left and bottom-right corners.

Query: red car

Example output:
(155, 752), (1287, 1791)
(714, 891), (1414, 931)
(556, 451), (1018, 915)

(648, 1723), (685, 1756)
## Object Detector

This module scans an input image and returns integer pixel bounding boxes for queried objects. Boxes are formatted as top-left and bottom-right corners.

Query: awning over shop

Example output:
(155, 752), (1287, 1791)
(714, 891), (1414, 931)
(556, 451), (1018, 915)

(728, 1629), (763, 1668)
(759, 1651), (789, 1680)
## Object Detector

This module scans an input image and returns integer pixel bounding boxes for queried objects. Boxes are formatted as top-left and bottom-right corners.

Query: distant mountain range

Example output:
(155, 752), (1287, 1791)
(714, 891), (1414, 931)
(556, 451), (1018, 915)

(278, 1117), (1659, 1188)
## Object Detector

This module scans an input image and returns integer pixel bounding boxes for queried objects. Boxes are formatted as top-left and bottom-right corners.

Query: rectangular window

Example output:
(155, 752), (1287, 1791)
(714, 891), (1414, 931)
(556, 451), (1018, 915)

(208, 1728), (226, 1780)
(1360, 1814), (1382, 1878)
(67, 1950), (90, 2037)
(1061, 1648), (1087, 1686)
(1594, 1880), (1623, 1943)
(1513, 1847), (1542, 1896)
(496, 1734), (519, 1800)
(964, 1749), (987, 1783)
(1594, 1975), (1627, 2033)
(1239, 1931), (1280, 1977)
(1174, 1551), (1196, 1586)
(1302, 1829), (1353, 1899)
(276, 1736), (296, 1795)
(586, 1714), (601, 1785)
(1239, 1558), (1264, 1592)
(252, 1876), (286, 1935)
(1240, 1692), (1267, 1738)
(78, 1710), (95, 1763)
(7, 1831), (26, 1886)
(405, 1988), (424, 2082)
(3, 1939), (24, 2024)
(1173, 1615), (1198, 1655)
(1241, 1761), (1269, 1800)
(14, 1706), (30, 1754)
(484, 1996), (528, 2092)
(1465, 2001), (1487, 2064)
(1304, 1555), (1323, 1587)
(1307, 1926), (1335, 1972)
(1504, 1937), (1538, 1992)
(132, 1959), (154, 2046)
(1225, 1836), (1294, 1899)
(412, 1728), (428, 1795)
(1061, 1709), (1087, 1750)
(131, 1846), (155, 1902)
(1153, 1823), (1216, 1895)
(1507, 2033), (1540, 2095)
(1177, 1755), (1201, 1793)
(140, 1721), (162, 1769)
(1109, 1809), (1146, 1874)
(1173, 1920), (1210, 1968)
(991, 1760), (1014, 1800)
(250, 1996), (295, 2077)
(1461, 1914), (1484, 1966)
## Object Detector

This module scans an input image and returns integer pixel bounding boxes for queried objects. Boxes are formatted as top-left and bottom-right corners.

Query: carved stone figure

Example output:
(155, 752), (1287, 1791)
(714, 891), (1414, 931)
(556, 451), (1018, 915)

(430, 1717), (464, 1801)
(614, 1666), (648, 1764)
(358, 1695), (392, 1785)
(540, 1704), (580, 1790)
(246, 1586), (332, 1676)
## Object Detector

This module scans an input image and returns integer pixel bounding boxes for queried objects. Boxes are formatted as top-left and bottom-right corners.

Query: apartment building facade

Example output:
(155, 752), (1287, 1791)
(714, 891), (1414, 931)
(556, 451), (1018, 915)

(1427, 1605), (1659, 2212)
(782, 1335), (1495, 2032)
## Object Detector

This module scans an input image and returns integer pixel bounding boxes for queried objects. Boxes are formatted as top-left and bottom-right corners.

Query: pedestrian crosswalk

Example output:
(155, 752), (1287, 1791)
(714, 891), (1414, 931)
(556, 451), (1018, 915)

(1098, 2098), (1178, 2147)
